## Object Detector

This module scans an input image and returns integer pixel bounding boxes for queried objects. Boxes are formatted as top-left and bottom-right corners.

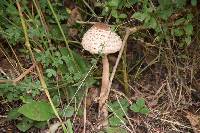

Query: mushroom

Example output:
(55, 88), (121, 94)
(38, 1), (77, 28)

(81, 22), (122, 127)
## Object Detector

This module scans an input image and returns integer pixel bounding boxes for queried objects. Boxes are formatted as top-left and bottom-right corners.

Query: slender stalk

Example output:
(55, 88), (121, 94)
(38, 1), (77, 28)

(99, 55), (109, 127)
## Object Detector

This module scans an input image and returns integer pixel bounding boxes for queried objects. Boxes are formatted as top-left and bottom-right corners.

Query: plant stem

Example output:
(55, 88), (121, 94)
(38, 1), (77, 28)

(16, 1), (66, 132)
(122, 42), (129, 94)
(106, 26), (144, 100)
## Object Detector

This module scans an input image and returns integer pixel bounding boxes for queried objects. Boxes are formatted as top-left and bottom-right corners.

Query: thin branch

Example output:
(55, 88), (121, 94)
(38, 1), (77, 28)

(106, 26), (145, 99)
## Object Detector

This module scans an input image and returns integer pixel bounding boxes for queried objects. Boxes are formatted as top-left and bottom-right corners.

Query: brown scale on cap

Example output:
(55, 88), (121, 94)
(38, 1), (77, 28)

(92, 22), (110, 31)
(81, 22), (122, 54)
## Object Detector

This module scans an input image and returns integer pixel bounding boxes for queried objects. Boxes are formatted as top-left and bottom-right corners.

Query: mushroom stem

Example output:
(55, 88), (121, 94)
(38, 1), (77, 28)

(99, 54), (109, 126)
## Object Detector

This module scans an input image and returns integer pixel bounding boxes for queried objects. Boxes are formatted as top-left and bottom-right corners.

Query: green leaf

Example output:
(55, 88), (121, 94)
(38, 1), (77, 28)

(18, 101), (54, 121)
(60, 106), (74, 117)
(136, 98), (145, 107)
(130, 104), (140, 112)
(173, 28), (184, 36)
(108, 0), (122, 7)
(20, 95), (34, 103)
(102, 6), (110, 16)
(66, 119), (73, 133)
(175, 0), (186, 8)
(52, 95), (60, 107)
(7, 108), (21, 120)
(187, 14), (193, 21)
(108, 99), (129, 116)
(191, 0), (197, 6)
(158, 8), (173, 20)
(158, 0), (172, 8)
(148, 17), (157, 29)
(6, 5), (18, 15)
(16, 118), (33, 132)
(109, 116), (126, 126)
(46, 69), (57, 78)
(106, 127), (128, 133)
(184, 24), (193, 35)
(140, 107), (150, 115)
(71, 51), (89, 73)
(185, 36), (192, 45)
(132, 12), (147, 21)
(118, 13), (127, 19)
(59, 48), (90, 73)
(111, 9), (118, 18)
(174, 18), (185, 26)
(34, 121), (47, 128)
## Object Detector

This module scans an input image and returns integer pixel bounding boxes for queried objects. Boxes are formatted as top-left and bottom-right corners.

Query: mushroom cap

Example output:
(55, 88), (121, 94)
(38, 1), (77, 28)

(81, 23), (122, 54)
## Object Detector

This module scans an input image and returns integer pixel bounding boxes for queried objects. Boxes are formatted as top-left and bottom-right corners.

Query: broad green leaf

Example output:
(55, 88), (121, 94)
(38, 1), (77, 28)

(16, 122), (32, 132)
(34, 121), (47, 128)
(102, 6), (109, 16)
(66, 119), (73, 133)
(7, 108), (21, 120)
(59, 48), (89, 73)
(136, 98), (145, 107)
(130, 104), (140, 112)
(140, 107), (150, 115)
(132, 12), (147, 21)
(52, 95), (60, 107)
(109, 116), (126, 126)
(191, 0), (197, 6)
(71, 50), (89, 73)
(173, 28), (184, 36)
(118, 13), (127, 19)
(18, 101), (54, 121)
(111, 9), (118, 18)
(158, 8), (173, 20)
(184, 24), (193, 35)
(175, 0), (186, 8)
(16, 118), (33, 132)
(174, 18), (185, 26)
(185, 36), (192, 45)
(60, 106), (74, 117)
(108, 0), (122, 7)
(108, 99), (129, 114)
(187, 14), (193, 21)
(46, 69), (57, 78)
(20, 95), (34, 103)
(6, 5), (18, 15)
(106, 127), (128, 133)
(114, 107), (128, 117)
(148, 17), (157, 29)
(158, 0), (172, 8)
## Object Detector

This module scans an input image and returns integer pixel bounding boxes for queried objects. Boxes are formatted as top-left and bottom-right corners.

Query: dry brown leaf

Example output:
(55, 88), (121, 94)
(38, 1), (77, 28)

(67, 7), (82, 26)
(67, 7), (82, 38)
(86, 87), (99, 108)
(185, 111), (200, 133)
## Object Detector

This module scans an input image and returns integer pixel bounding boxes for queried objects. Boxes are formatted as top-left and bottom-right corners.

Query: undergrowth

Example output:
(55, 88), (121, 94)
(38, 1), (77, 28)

(0, 0), (199, 132)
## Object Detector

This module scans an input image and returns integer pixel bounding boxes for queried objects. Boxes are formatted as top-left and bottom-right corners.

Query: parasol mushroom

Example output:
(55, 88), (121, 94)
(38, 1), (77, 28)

(81, 22), (122, 127)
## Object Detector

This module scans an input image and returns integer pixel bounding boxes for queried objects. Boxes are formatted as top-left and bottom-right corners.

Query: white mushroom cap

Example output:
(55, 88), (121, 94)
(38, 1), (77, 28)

(81, 23), (122, 54)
